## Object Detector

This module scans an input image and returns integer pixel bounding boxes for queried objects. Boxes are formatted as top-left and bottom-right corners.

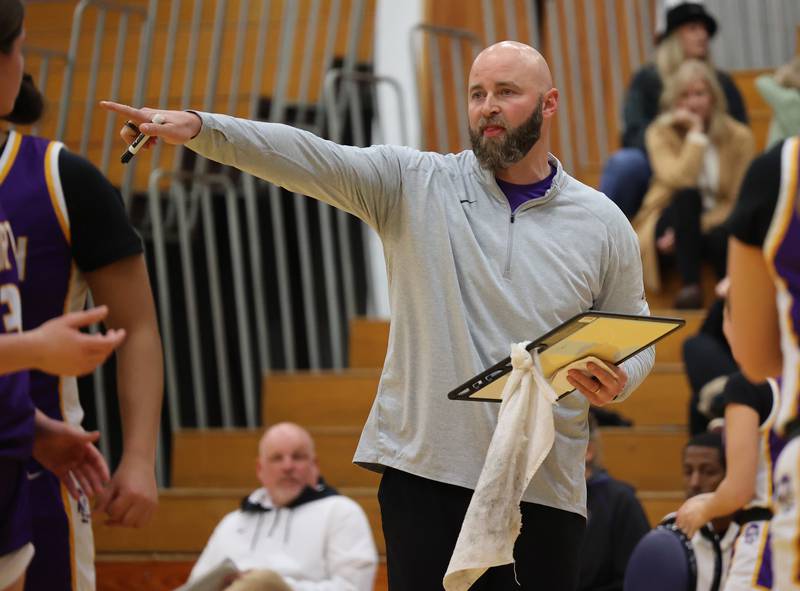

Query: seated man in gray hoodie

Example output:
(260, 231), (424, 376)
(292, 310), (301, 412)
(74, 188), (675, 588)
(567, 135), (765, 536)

(186, 423), (377, 591)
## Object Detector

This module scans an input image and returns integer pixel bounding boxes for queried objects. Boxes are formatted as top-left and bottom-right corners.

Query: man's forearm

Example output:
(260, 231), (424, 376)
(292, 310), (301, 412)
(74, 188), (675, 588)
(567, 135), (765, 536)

(613, 345), (655, 403)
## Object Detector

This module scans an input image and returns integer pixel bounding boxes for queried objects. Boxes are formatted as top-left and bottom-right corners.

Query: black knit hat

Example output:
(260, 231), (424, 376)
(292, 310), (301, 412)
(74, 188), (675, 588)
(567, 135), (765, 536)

(661, 2), (717, 42)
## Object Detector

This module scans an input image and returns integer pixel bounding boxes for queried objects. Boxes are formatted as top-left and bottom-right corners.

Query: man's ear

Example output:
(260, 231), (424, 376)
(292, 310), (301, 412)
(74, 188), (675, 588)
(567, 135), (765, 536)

(542, 88), (559, 117)
(310, 457), (320, 485)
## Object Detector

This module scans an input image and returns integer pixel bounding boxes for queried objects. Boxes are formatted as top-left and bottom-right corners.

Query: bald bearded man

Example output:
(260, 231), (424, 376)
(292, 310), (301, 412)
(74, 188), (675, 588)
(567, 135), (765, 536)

(103, 41), (653, 590)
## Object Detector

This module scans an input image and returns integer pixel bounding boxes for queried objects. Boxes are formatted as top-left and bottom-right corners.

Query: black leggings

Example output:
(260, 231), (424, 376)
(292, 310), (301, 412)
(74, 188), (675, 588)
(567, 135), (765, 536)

(656, 188), (728, 285)
(378, 467), (586, 590)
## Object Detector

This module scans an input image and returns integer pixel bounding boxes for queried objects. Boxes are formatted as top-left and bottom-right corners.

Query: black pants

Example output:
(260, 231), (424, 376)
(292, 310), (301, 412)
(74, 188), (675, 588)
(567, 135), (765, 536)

(378, 467), (586, 591)
(656, 188), (728, 285)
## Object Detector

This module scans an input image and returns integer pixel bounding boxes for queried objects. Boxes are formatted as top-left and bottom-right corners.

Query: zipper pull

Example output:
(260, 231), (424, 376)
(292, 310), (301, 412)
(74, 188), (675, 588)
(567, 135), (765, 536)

(510, 213), (515, 223)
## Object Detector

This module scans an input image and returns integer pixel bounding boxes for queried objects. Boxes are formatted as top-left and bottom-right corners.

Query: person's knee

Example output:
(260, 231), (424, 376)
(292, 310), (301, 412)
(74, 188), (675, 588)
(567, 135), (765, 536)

(602, 149), (650, 183)
(600, 148), (651, 217)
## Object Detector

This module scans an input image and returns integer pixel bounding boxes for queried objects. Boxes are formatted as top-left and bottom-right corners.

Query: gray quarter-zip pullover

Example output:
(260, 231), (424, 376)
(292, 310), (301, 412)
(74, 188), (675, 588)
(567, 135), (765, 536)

(187, 114), (655, 517)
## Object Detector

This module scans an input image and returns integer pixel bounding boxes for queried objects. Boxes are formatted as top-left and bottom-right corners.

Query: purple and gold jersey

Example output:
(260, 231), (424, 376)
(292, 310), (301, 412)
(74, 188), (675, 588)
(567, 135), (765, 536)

(0, 132), (93, 590)
(0, 185), (34, 556)
(765, 137), (800, 436)
(0, 131), (88, 428)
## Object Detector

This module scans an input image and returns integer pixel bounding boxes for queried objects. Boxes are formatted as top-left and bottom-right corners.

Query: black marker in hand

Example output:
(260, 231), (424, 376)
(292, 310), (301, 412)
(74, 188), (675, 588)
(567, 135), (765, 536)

(120, 113), (165, 164)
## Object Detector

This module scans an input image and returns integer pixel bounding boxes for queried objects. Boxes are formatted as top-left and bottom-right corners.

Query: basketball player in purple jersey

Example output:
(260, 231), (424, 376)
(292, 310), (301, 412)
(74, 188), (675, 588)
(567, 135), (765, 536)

(0, 3), (164, 590)
(0, 205), (122, 591)
(726, 136), (800, 589)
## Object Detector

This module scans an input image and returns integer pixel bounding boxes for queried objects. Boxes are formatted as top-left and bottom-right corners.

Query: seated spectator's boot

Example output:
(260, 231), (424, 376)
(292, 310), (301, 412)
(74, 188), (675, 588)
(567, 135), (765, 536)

(674, 284), (703, 309)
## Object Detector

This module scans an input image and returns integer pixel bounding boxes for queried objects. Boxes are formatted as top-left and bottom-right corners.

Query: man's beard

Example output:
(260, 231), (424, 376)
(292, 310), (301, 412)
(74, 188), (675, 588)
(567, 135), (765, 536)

(469, 96), (544, 172)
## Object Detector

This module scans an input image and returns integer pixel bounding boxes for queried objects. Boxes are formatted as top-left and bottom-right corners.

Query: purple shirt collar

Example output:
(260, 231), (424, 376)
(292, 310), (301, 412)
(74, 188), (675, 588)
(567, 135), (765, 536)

(495, 164), (557, 213)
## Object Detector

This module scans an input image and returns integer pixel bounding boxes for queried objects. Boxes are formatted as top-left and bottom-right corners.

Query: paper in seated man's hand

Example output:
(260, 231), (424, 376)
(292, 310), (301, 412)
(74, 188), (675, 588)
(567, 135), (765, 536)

(566, 360), (628, 406)
(224, 569), (291, 591)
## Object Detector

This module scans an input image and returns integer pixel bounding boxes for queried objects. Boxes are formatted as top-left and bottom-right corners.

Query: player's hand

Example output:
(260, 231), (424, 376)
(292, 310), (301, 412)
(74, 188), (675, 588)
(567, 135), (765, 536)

(95, 454), (158, 527)
(99, 101), (202, 148)
(32, 412), (110, 500)
(676, 492), (713, 538)
(30, 306), (125, 376)
(567, 361), (627, 406)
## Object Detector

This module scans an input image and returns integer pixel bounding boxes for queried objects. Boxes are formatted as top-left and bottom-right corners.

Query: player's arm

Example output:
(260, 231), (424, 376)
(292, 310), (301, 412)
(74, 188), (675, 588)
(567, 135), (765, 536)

(0, 306), (124, 376)
(57, 149), (163, 528)
(725, 142), (784, 382)
(728, 238), (781, 381)
(86, 255), (162, 527)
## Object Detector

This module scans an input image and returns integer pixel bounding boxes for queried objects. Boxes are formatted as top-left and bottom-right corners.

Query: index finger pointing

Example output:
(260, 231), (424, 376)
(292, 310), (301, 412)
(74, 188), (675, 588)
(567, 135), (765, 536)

(99, 101), (153, 125)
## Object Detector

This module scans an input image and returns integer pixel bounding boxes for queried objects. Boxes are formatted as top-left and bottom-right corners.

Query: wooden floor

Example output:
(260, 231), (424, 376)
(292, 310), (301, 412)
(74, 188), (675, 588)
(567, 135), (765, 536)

(96, 310), (703, 590)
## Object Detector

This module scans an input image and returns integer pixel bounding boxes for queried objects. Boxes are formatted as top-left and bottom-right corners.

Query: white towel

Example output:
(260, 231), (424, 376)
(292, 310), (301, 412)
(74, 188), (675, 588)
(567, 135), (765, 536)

(443, 343), (559, 591)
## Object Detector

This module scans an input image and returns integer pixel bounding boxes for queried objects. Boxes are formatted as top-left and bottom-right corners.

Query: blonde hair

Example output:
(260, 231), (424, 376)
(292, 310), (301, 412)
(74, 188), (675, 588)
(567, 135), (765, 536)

(660, 59), (729, 141)
(655, 27), (716, 82)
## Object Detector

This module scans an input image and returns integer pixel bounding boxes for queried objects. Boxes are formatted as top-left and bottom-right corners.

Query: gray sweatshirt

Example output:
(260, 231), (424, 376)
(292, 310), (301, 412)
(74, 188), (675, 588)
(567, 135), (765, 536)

(187, 114), (655, 517)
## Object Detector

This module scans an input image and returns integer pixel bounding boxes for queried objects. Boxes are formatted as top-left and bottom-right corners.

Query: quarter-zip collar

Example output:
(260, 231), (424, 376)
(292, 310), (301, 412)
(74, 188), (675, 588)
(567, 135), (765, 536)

(471, 151), (566, 214)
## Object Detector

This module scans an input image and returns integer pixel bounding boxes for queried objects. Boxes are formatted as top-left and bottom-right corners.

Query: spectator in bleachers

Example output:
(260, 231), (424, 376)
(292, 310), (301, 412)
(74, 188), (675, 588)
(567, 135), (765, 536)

(633, 59), (754, 309)
(626, 431), (738, 591)
(577, 412), (649, 591)
(679, 431), (739, 591)
(600, 1), (748, 220)
(756, 55), (800, 148)
(185, 422), (377, 591)
(683, 290), (736, 435)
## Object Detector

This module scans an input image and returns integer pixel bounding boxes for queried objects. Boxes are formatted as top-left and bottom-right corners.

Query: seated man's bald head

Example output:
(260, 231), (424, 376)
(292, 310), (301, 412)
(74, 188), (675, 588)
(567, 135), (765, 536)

(471, 41), (553, 91)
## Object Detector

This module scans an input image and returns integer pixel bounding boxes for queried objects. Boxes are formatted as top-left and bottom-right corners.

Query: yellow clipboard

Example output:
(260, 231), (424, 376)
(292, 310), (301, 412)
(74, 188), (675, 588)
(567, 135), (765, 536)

(447, 311), (685, 402)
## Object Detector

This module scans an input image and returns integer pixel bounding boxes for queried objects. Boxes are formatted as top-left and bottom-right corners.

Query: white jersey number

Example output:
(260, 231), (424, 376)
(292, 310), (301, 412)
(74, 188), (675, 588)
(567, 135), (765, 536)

(0, 283), (22, 333)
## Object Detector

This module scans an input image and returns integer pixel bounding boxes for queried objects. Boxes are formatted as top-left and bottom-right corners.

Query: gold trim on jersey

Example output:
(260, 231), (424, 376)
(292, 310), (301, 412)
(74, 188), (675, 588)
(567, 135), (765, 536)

(58, 479), (79, 591)
(0, 131), (22, 185)
(44, 142), (71, 245)
(765, 137), (800, 434)
(751, 521), (772, 591)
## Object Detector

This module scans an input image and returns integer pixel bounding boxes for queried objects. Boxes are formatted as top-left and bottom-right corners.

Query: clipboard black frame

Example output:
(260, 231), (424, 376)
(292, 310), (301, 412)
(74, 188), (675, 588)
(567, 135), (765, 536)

(447, 311), (686, 402)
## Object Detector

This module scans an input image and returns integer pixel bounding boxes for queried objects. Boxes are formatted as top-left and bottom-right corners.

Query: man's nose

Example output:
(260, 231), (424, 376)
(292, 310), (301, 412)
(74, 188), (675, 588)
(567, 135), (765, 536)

(481, 95), (500, 117)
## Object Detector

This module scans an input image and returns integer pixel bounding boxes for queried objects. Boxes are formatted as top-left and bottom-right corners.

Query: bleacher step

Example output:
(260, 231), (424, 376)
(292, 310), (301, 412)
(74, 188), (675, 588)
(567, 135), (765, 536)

(173, 426), (687, 491)
(172, 427), (380, 488)
(262, 365), (691, 431)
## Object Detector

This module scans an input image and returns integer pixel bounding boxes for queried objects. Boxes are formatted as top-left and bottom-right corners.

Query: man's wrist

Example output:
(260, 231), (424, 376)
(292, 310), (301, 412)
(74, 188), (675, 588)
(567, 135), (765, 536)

(185, 110), (203, 139)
